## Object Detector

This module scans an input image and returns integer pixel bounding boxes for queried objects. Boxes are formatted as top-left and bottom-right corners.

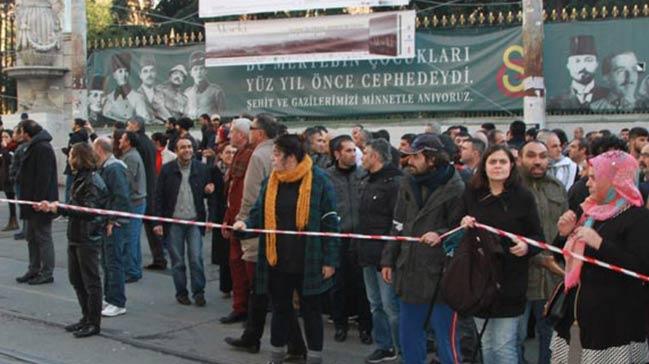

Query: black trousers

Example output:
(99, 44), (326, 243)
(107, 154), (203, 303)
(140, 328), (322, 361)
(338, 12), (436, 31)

(68, 244), (102, 327)
(330, 243), (372, 332)
(242, 266), (306, 354)
(211, 230), (232, 293)
(268, 269), (323, 352)
(144, 220), (167, 266)
(4, 191), (15, 219)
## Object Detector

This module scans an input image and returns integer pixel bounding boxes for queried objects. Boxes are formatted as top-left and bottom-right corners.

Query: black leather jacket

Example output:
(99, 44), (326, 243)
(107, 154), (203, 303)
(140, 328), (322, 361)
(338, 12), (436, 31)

(64, 170), (109, 245)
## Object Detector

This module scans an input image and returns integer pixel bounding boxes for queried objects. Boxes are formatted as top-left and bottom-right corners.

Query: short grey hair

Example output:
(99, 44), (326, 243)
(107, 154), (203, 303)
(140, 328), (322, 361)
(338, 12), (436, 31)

(359, 129), (373, 145)
(365, 138), (392, 164)
(93, 137), (113, 154)
(231, 118), (251, 135)
(536, 130), (557, 145)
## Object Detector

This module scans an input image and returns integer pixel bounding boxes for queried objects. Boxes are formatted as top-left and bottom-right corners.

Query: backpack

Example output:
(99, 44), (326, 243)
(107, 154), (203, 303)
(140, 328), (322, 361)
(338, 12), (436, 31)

(441, 228), (503, 317)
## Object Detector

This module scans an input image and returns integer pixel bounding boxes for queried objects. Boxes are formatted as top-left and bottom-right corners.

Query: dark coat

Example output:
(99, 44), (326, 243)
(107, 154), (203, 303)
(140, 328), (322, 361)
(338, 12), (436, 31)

(207, 165), (227, 264)
(154, 159), (209, 233)
(382, 169), (464, 305)
(63, 130), (89, 176)
(62, 170), (109, 245)
(135, 129), (157, 213)
(98, 156), (131, 225)
(553, 207), (649, 350)
(325, 164), (365, 233)
(0, 147), (13, 191)
(247, 165), (341, 296)
(355, 164), (403, 267)
(9, 142), (27, 187)
(18, 130), (59, 221)
(452, 184), (544, 318)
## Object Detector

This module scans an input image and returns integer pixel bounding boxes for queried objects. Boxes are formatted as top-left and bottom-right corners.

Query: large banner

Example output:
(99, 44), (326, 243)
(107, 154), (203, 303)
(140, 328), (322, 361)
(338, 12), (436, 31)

(199, 0), (409, 18)
(86, 17), (649, 125)
(87, 27), (522, 124)
(205, 11), (416, 67)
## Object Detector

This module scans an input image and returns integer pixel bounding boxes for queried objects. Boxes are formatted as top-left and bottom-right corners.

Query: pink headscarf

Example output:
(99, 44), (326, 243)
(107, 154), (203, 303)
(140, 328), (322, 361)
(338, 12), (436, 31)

(564, 151), (644, 290)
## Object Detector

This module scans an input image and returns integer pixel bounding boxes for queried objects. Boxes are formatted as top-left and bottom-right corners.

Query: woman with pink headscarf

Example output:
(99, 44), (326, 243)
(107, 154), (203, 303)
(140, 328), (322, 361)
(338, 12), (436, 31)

(550, 151), (649, 363)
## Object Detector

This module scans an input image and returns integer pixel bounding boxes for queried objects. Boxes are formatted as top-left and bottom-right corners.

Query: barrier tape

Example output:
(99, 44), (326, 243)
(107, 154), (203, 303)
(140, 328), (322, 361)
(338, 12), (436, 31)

(2, 198), (648, 283)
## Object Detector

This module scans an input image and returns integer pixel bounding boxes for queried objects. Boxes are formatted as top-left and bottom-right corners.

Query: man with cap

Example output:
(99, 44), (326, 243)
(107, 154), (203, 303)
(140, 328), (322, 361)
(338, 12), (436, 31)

(88, 75), (105, 124)
(184, 51), (225, 119)
(136, 55), (162, 124)
(103, 52), (150, 123)
(548, 35), (608, 110)
(153, 64), (189, 121)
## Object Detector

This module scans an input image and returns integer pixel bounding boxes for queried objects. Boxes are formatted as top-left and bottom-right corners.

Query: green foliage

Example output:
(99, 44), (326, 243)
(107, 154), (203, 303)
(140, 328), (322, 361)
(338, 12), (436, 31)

(87, 0), (115, 40)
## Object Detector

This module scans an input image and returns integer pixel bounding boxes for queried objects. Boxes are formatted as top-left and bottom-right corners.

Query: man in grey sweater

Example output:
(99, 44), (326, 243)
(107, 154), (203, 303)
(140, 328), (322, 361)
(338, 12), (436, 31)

(119, 131), (147, 283)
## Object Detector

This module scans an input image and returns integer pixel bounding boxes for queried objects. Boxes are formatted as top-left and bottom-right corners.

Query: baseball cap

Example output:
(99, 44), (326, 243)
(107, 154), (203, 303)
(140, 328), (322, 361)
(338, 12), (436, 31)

(401, 133), (445, 155)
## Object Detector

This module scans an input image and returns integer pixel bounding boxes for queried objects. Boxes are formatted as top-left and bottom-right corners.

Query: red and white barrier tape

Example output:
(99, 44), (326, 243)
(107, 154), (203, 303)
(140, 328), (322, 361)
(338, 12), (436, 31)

(3, 198), (648, 283)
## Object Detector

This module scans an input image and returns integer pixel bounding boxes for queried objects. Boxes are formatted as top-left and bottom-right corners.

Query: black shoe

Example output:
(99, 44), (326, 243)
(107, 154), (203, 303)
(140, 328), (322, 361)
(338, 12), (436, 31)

(359, 329), (373, 345)
(15, 272), (38, 283)
(224, 337), (260, 353)
(365, 348), (397, 363)
(125, 276), (139, 284)
(177, 296), (191, 305)
(28, 275), (53, 285)
(73, 324), (100, 338)
(220, 311), (247, 324)
(64, 321), (85, 332)
(334, 327), (347, 342)
(194, 294), (206, 307)
(13, 232), (24, 240)
(284, 351), (307, 363)
(144, 263), (167, 270)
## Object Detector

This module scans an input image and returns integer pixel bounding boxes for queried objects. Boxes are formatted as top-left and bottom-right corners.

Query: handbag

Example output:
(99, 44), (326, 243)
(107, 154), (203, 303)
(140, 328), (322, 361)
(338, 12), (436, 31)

(543, 281), (571, 326)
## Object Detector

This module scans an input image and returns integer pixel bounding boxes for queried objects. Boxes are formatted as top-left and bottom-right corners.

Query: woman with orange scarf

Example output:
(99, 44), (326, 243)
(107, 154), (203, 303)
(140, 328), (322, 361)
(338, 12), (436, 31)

(550, 151), (649, 363)
(233, 134), (340, 364)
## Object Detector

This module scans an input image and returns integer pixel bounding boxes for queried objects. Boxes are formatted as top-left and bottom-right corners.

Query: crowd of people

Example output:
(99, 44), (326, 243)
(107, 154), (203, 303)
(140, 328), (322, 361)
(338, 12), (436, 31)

(2, 111), (649, 364)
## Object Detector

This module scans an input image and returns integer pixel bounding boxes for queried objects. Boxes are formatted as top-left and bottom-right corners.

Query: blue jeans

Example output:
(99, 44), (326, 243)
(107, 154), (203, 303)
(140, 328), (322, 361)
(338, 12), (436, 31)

(400, 302), (461, 364)
(475, 316), (521, 364)
(102, 224), (127, 307)
(363, 267), (400, 352)
(518, 300), (552, 364)
(167, 224), (205, 298)
(64, 174), (74, 203)
(124, 202), (145, 280)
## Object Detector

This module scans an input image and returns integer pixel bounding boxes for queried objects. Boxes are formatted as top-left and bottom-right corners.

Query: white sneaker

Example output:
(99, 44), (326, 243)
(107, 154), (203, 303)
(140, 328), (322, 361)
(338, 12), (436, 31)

(102, 304), (126, 317)
(102, 300), (109, 310)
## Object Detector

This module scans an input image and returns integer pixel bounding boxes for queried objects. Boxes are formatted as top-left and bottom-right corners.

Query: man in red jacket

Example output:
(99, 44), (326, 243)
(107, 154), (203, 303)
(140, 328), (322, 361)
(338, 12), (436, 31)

(220, 118), (253, 324)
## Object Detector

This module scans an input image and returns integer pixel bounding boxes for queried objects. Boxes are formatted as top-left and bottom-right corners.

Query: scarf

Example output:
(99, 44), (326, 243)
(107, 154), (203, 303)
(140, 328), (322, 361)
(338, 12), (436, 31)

(410, 164), (454, 208)
(564, 151), (643, 291)
(114, 85), (132, 100)
(264, 155), (313, 267)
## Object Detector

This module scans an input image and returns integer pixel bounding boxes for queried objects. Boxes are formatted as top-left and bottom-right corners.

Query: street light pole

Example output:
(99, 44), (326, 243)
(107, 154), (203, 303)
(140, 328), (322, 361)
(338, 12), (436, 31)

(522, 0), (546, 128)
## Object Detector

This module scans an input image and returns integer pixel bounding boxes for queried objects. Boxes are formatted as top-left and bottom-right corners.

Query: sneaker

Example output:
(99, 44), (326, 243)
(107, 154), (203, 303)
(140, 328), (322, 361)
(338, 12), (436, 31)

(102, 304), (126, 317)
(365, 349), (397, 363)
(102, 300), (109, 310)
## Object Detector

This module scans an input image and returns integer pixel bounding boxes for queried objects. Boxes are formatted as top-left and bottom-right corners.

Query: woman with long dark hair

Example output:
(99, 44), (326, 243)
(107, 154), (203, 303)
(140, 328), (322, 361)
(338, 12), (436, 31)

(36, 142), (109, 338)
(455, 144), (544, 364)
(550, 151), (649, 363)
(0, 129), (18, 230)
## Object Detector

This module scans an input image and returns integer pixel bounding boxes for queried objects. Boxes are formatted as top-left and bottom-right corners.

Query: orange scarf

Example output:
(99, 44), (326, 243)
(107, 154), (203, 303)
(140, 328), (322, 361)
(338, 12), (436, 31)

(264, 155), (313, 266)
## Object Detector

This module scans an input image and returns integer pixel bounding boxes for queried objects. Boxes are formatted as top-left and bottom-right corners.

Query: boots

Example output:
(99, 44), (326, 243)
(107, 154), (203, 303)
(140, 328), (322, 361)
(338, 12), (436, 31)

(2, 217), (19, 231)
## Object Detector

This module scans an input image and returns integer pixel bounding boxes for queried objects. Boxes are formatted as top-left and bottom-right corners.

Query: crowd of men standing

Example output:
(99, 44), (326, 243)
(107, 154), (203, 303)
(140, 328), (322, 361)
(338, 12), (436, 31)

(1, 111), (648, 363)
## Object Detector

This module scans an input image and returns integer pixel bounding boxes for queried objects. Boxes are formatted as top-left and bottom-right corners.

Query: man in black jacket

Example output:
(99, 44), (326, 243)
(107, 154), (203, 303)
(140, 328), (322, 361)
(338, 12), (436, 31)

(325, 135), (372, 344)
(127, 117), (167, 270)
(357, 138), (402, 363)
(153, 137), (213, 305)
(15, 120), (58, 285)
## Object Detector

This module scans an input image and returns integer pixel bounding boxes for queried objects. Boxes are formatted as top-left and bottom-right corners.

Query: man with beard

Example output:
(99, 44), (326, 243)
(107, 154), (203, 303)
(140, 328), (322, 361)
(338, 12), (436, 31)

(87, 75), (105, 125)
(591, 51), (647, 112)
(153, 65), (189, 121)
(136, 55), (162, 124)
(549, 35), (607, 110)
(184, 51), (225, 119)
(638, 144), (649, 204)
(627, 127), (649, 160)
(517, 141), (567, 364)
(103, 53), (149, 124)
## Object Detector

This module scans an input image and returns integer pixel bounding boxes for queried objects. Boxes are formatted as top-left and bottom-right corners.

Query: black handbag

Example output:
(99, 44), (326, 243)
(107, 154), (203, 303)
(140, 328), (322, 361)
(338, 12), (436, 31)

(543, 281), (571, 326)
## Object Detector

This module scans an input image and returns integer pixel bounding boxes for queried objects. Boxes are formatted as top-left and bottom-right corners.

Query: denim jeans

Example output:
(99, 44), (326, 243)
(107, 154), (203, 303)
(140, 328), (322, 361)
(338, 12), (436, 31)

(518, 300), (552, 364)
(167, 224), (205, 298)
(64, 174), (74, 203)
(124, 202), (145, 280)
(102, 224), (127, 308)
(400, 302), (461, 364)
(363, 266), (400, 352)
(475, 316), (522, 364)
